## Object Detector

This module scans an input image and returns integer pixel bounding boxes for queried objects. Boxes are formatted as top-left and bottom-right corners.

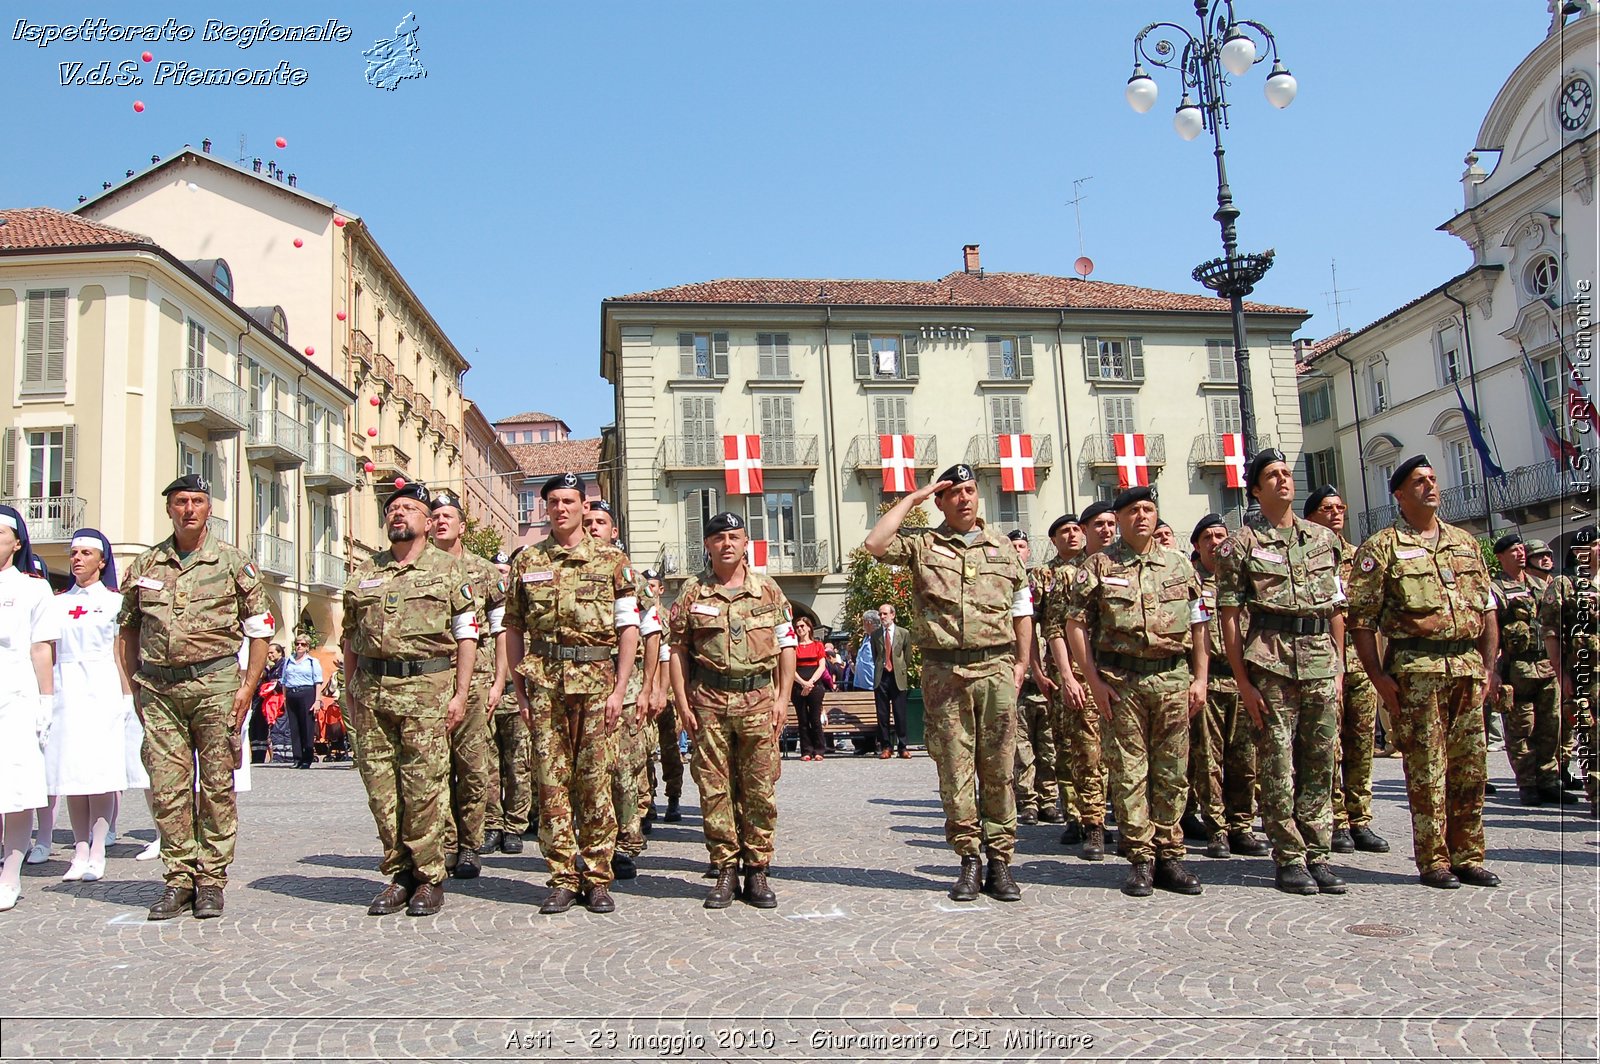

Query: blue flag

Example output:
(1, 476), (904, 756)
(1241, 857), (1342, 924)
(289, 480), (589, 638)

(1453, 378), (1505, 479)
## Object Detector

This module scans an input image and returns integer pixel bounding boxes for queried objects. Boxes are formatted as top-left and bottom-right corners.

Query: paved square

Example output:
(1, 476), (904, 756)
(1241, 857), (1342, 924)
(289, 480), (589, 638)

(2, 751), (1595, 1061)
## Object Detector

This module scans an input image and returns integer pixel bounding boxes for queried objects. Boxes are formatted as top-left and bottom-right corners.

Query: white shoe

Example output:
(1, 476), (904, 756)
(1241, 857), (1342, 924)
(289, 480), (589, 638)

(0, 883), (18, 911)
(62, 857), (90, 882)
(24, 843), (49, 865)
(135, 840), (161, 862)
(82, 859), (105, 882)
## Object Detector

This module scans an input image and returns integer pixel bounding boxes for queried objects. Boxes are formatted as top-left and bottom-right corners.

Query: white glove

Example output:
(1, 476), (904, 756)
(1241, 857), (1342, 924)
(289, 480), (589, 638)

(37, 694), (53, 750)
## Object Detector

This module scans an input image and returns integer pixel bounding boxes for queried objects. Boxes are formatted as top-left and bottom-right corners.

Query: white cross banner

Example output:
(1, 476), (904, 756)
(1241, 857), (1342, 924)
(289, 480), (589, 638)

(998, 433), (1036, 492)
(1222, 432), (1246, 489)
(879, 434), (917, 493)
(722, 434), (764, 495)
(746, 539), (768, 573)
(1113, 433), (1149, 488)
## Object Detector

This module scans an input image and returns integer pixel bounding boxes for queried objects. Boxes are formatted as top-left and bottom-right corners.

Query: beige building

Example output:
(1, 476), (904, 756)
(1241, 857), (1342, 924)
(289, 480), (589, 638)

(0, 207), (356, 644)
(601, 246), (1309, 623)
(75, 144), (472, 560)
(462, 402), (520, 548)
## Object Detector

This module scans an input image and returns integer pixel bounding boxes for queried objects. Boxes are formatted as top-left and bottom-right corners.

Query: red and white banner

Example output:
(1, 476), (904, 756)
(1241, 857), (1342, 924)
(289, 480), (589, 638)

(1113, 433), (1149, 488)
(998, 433), (1036, 492)
(723, 434), (763, 495)
(1221, 432), (1246, 489)
(879, 434), (917, 493)
(745, 539), (768, 572)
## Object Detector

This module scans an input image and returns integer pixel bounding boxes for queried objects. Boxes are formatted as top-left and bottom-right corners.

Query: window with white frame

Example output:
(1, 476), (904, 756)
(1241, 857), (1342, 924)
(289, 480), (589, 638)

(1435, 321), (1464, 385)
(1302, 448), (1339, 494)
(1205, 339), (1236, 382)
(1367, 356), (1389, 413)
(677, 331), (729, 380)
(1537, 355), (1567, 430)
(24, 428), (74, 498)
(1447, 438), (1481, 490)
(851, 332), (920, 381)
(1081, 335), (1145, 383)
(21, 289), (68, 392)
(985, 335), (1034, 380)
(516, 489), (538, 524)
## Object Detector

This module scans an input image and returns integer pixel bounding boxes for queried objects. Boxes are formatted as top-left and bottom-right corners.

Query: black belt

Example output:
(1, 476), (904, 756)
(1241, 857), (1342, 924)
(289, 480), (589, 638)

(286, 684), (317, 692)
(1252, 612), (1330, 636)
(529, 639), (613, 663)
(692, 665), (772, 693)
(921, 645), (1012, 665)
(139, 655), (235, 684)
(1098, 650), (1186, 676)
(1209, 659), (1233, 679)
(357, 655), (453, 678)
(1391, 637), (1475, 656)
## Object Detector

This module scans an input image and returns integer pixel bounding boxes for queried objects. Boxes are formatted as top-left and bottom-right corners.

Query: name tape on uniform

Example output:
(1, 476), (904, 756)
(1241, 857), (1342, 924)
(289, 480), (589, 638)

(358, 578), (384, 589)
(136, 577), (164, 590)
(521, 571), (555, 583)
(690, 603), (720, 617)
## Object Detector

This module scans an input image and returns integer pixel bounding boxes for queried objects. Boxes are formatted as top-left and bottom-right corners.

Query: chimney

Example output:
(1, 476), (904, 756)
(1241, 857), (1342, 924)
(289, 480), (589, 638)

(125, 169), (134, 177)
(963, 244), (980, 274)
(252, 157), (262, 173)
(102, 181), (112, 189)
(202, 138), (211, 153)
(287, 173), (297, 187)
(150, 154), (160, 164)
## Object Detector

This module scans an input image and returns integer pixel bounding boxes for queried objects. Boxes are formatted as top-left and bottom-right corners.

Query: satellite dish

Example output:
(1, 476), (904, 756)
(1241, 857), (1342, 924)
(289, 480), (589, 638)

(1075, 256), (1094, 278)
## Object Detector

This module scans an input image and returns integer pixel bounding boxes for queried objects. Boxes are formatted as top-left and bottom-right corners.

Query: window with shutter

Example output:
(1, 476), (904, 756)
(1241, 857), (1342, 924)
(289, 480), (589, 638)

(987, 336), (1006, 378)
(23, 289), (68, 390)
(872, 396), (908, 435)
(1127, 337), (1145, 382)
(1017, 335), (1034, 380)
(1103, 397), (1136, 436)
(25, 430), (66, 497)
(870, 335), (901, 379)
(1209, 396), (1242, 435)
(986, 335), (1032, 380)
(989, 396), (1023, 435)
(902, 333), (919, 379)
(61, 426), (76, 495)
(757, 332), (791, 378)
(997, 490), (1028, 531)
(186, 320), (207, 371)
(712, 332), (730, 378)
(1206, 339), (1235, 382)
(685, 488), (718, 570)
(1, 427), (16, 496)
(744, 494), (767, 542)
(1081, 336), (1100, 380)
(853, 332), (872, 380)
(798, 490), (816, 554)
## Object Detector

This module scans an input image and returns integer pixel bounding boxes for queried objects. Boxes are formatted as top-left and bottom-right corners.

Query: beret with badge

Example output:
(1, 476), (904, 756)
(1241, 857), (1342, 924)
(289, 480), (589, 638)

(1246, 447), (1289, 493)
(162, 473), (211, 497)
(703, 511), (745, 537)
(588, 498), (613, 514)
(1190, 512), (1225, 546)
(541, 471), (585, 500)
(934, 463), (975, 495)
(384, 480), (432, 511)
(1007, 529), (1028, 543)
(1112, 485), (1155, 512)
(429, 489), (464, 514)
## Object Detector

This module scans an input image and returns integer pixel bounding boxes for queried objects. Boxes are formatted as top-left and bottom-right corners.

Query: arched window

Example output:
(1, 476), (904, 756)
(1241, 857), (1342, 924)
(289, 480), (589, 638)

(210, 259), (233, 300)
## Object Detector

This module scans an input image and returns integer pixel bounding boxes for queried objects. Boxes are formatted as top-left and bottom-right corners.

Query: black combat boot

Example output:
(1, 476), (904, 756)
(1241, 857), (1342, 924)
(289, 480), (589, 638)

(1274, 862), (1318, 895)
(1080, 823), (1105, 862)
(983, 858), (1021, 902)
(704, 865), (738, 909)
(948, 856), (982, 901)
(1153, 858), (1202, 895)
(1121, 860), (1154, 898)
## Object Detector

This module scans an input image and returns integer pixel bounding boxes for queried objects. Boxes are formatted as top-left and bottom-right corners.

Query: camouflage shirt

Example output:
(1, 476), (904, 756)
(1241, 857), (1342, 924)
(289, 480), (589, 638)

(505, 533), (636, 696)
(1540, 574), (1598, 668)
(1065, 540), (1202, 662)
(1215, 514), (1344, 682)
(879, 519), (1029, 652)
(1346, 516), (1492, 675)
(342, 542), (477, 662)
(461, 550), (507, 681)
(1491, 574), (1554, 681)
(118, 532), (273, 667)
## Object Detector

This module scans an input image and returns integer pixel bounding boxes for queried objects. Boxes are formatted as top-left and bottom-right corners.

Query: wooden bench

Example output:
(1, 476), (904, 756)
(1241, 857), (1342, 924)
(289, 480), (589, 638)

(780, 688), (880, 756)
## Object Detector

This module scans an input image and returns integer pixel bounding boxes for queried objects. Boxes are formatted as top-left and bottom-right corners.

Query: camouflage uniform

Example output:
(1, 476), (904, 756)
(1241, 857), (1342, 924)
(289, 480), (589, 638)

(118, 535), (272, 890)
(440, 551), (505, 858)
(1333, 537), (1380, 833)
(1014, 562), (1058, 817)
(342, 542), (476, 886)
(881, 520), (1028, 861)
(670, 570), (794, 869)
(1190, 566), (1257, 835)
(1043, 559), (1108, 832)
(483, 689), (532, 836)
(1347, 517), (1492, 874)
(506, 534), (635, 893)
(1035, 556), (1082, 819)
(1540, 573), (1598, 804)
(1491, 574), (1560, 792)
(1066, 541), (1201, 865)
(612, 577), (659, 860)
(1217, 515), (1343, 869)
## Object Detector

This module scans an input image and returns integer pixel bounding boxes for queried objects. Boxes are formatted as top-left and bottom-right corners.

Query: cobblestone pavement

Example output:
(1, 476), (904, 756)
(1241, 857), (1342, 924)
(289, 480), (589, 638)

(1, 748), (1595, 1062)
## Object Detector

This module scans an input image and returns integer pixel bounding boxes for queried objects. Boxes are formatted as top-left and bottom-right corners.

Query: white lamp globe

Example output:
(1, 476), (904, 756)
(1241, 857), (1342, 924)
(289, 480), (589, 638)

(1220, 29), (1256, 76)
(1125, 66), (1158, 113)
(1173, 96), (1204, 141)
(1264, 62), (1297, 108)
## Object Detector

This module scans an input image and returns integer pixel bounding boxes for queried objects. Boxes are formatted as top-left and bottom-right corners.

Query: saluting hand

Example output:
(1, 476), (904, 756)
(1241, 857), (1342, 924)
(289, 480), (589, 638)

(909, 480), (952, 504)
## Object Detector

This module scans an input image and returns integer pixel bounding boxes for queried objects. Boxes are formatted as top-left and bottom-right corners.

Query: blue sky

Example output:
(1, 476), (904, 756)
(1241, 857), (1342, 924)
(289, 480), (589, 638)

(0, 2), (1553, 436)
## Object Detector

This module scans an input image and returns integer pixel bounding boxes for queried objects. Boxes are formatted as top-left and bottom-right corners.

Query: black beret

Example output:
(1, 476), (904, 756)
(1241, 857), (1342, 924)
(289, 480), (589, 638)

(1302, 484), (1341, 518)
(1247, 447), (1289, 491)
(641, 568), (660, 581)
(934, 464), (975, 494)
(1155, 519), (1171, 530)
(384, 481), (431, 510)
(1007, 529), (1028, 542)
(429, 489), (464, 514)
(1389, 455), (1432, 494)
(541, 471), (585, 499)
(1190, 512), (1226, 545)
(1079, 501), (1114, 525)
(1491, 533), (1523, 555)
(162, 473), (211, 497)
(704, 511), (745, 537)
(1112, 486), (1155, 512)
(587, 499), (613, 514)
(1048, 513), (1080, 537)
(491, 551), (510, 565)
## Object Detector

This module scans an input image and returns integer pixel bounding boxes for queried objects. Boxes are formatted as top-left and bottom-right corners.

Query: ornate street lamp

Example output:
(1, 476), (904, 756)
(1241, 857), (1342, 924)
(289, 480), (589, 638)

(1125, 0), (1296, 460)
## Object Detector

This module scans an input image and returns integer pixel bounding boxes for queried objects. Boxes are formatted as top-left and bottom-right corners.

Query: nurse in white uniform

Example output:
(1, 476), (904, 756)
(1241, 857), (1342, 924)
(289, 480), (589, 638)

(0, 505), (60, 912)
(47, 529), (130, 881)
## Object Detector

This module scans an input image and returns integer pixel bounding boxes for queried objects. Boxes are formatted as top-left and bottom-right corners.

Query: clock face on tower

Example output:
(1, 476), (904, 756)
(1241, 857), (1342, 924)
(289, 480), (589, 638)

(1557, 74), (1594, 133)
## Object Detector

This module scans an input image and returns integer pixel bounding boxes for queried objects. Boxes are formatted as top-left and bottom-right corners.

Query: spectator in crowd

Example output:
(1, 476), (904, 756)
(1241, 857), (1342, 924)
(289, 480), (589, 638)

(825, 643), (847, 688)
(853, 610), (880, 692)
(280, 636), (325, 769)
(249, 644), (285, 763)
(791, 608), (829, 761)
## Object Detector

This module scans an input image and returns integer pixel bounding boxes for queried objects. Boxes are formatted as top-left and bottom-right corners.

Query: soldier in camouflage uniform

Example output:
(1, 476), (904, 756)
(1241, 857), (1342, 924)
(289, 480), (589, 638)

(482, 552), (534, 855)
(1187, 513), (1266, 860)
(669, 511), (797, 909)
(1488, 533), (1568, 806)
(1530, 536), (1589, 798)
(1304, 485), (1390, 856)
(1064, 486), (1207, 898)
(1348, 456), (1501, 889)
(1039, 514), (1086, 837)
(1008, 530), (1061, 825)
(1542, 529), (1599, 816)
(1218, 453), (1347, 896)
(506, 472), (640, 915)
(868, 467), (1032, 902)
(341, 481), (481, 917)
(427, 491), (508, 879)
(116, 474), (274, 920)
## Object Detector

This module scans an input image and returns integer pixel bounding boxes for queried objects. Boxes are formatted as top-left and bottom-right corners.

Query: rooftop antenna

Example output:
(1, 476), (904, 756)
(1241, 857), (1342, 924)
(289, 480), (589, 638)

(236, 133), (248, 166)
(1323, 259), (1356, 331)
(1066, 176), (1093, 259)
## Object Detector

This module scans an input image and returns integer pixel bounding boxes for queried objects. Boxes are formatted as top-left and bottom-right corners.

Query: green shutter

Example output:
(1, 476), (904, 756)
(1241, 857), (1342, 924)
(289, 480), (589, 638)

(1, 427), (16, 496)
(61, 426), (76, 495)
(45, 290), (67, 385)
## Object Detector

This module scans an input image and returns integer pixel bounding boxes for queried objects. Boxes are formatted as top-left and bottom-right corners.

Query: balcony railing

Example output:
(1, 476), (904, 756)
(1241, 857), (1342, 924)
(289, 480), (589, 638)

(1080, 434), (1167, 469)
(170, 368), (248, 436)
(350, 329), (373, 359)
(250, 532), (295, 578)
(246, 409), (310, 469)
(444, 425), (461, 450)
(394, 374), (415, 407)
(429, 410), (447, 438)
(374, 354), (396, 386)
(206, 516), (231, 544)
(415, 393), (433, 424)
(1492, 456), (1592, 513)
(1438, 481), (1492, 527)
(1189, 433), (1273, 468)
(1, 496), (85, 543)
(306, 550), (346, 589)
(842, 435), (940, 478)
(370, 443), (412, 483)
(966, 434), (1055, 469)
(658, 436), (725, 472)
(656, 539), (831, 578)
(759, 435), (818, 468)
(306, 441), (358, 494)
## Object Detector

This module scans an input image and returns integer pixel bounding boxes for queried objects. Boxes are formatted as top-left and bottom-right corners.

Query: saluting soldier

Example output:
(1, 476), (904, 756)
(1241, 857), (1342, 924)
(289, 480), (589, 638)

(1488, 533), (1568, 807)
(342, 481), (480, 917)
(669, 511), (796, 909)
(1347, 456), (1502, 889)
(1303, 485), (1390, 855)
(482, 552), (533, 855)
(1064, 487), (1207, 898)
(865, 465), (1032, 903)
(115, 475), (273, 921)
(505, 472), (640, 916)
(427, 490), (509, 878)
(1541, 528), (1599, 816)
(1039, 514), (1086, 838)
(1217, 452), (1347, 896)
(1008, 530), (1061, 826)
(1187, 513), (1266, 860)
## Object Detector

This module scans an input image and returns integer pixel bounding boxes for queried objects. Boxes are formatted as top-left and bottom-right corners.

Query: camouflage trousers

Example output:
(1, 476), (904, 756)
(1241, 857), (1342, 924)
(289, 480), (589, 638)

(484, 708), (533, 835)
(1497, 674), (1560, 789)
(1061, 682), (1107, 827)
(1188, 684), (1257, 834)
(440, 681), (492, 856)
(1046, 687), (1080, 819)
(136, 668), (240, 890)
(1334, 674), (1378, 831)
(1013, 687), (1058, 814)
(612, 707), (649, 858)
(531, 688), (618, 891)
(1251, 671), (1338, 867)
(653, 702), (684, 800)
(689, 691), (780, 868)
(1392, 672), (1487, 874)
(922, 656), (1017, 862)
(347, 671), (453, 885)
(1100, 664), (1188, 863)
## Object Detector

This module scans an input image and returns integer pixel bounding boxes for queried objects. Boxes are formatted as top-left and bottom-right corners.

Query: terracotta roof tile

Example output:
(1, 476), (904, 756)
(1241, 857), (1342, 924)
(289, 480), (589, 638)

(507, 438), (601, 476)
(1295, 328), (1354, 374)
(495, 411), (563, 425)
(611, 270), (1304, 315)
(0, 207), (153, 250)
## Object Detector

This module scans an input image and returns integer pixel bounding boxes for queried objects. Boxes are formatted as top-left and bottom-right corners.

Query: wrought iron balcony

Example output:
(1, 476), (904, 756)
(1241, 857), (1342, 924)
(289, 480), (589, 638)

(656, 538), (831, 578)
(444, 425), (461, 451)
(250, 532), (295, 579)
(1189, 433), (1273, 469)
(374, 353), (395, 386)
(350, 329), (374, 378)
(842, 435), (940, 478)
(429, 409), (447, 438)
(416, 393), (433, 423)
(246, 410), (310, 469)
(306, 550), (346, 589)
(1437, 481), (1492, 527)
(1080, 434), (1166, 468)
(306, 442), (358, 494)
(760, 435), (818, 469)
(170, 368), (248, 436)
(657, 436), (723, 472)
(1491, 456), (1592, 515)
(965, 434), (1055, 469)
(369, 443), (412, 484)
(0, 495), (85, 543)
(206, 516), (231, 544)
(393, 374), (415, 407)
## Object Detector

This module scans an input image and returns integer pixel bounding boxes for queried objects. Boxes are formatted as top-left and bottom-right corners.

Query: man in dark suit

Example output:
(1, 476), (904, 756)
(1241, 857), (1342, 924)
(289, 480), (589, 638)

(872, 603), (913, 759)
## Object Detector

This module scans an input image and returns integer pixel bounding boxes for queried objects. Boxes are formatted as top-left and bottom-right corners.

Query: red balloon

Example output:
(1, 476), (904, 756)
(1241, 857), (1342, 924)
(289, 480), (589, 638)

(275, 136), (287, 149)
(132, 101), (145, 113)
(293, 238), (303, 248)
(336, 311), (346, 322)
(394, 478), (407, 489)
(304, 346), (315, 357)
(140, 51), (152, 63)
(369, 396), (380, 406)
(363, 462), (375, 474)
(366, 427), (378, 437)
(333, 217), (346, 228)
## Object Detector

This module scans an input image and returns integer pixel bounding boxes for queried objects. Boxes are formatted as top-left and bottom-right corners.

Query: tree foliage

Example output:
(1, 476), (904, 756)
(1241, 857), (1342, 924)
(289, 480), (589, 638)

(463, 518), (505, 562)
(838, 501), (929, 687)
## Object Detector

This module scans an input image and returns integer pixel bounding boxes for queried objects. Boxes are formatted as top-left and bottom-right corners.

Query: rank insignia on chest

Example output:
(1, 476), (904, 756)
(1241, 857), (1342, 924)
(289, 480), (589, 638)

(385, 592), (400, 610)
(730, 620), (744, 642)
(1359, 555), (1377, 573)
